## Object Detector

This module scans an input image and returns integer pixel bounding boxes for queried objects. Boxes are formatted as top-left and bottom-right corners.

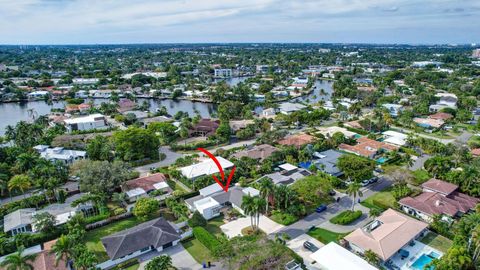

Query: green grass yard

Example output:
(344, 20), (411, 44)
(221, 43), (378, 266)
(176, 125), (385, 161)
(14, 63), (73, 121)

(419, 232), (453, 253)
(361, 188), (396, 211)
(307, 228), (349, 244)
(182, 238), (214, 263)
(205, 215), (225, 236)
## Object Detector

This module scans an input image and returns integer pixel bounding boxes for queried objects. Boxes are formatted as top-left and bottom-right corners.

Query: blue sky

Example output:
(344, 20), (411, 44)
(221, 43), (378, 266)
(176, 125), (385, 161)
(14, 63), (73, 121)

(0, 0), (479, 44)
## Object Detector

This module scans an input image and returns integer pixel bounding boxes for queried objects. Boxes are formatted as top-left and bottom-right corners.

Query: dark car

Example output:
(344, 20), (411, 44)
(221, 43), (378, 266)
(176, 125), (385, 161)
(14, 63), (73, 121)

(369, 177), (379, 184)
(303, 241), (319, 252)
(374, 168), (384, 173)
(328, 190), (336, 196)
(315, 204), (327, 213)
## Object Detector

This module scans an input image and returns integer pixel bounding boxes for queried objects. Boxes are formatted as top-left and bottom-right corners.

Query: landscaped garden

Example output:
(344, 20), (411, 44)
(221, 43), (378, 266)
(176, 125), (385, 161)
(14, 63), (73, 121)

(419, 232), (453, 253)
(330, 210), (362, 225)
(307, 227), (349, 244)
(269, 210), (298, 225)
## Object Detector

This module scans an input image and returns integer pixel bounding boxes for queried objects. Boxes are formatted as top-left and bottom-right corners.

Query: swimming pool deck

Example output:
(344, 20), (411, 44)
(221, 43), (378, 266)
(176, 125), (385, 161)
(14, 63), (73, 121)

(384, 240), (443, 270)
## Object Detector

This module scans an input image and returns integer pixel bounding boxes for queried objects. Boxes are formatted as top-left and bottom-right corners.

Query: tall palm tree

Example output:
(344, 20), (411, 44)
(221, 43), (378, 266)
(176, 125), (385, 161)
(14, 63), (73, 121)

(284, 188), (296, 210)
(8, 175), (32, 199)
(0, 246), (37, 270)
(346, 182), (363, 211)
(258, 178), (274, 213)
(468, 225), (480, 263)
(51, 235), (74, 267)
(253, 197), (266, 231)
(241, 196), (256, 230)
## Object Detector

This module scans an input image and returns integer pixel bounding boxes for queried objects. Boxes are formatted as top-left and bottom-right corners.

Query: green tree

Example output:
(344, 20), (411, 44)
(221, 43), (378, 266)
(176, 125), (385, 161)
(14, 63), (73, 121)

(0, 246), (37, 270)
(50, 235), (74, 267)
(258, 178), (274, 213)
(337, 155), (375, 181)
(8, 175), (32, 198)
(145, 255), (175, 270)
(86, 135), (114, 161)
(72, 160), (131, 195)
(346, 182), (363, 211)
(112, 127), (160, 161)
(148, 122), (178, 145)
(216, 121), (231, 142)
(32, 212), (56, 234)
(364, 250), (380, 267)
(188, 211), (207, 227)
(133, 197), (159, 221)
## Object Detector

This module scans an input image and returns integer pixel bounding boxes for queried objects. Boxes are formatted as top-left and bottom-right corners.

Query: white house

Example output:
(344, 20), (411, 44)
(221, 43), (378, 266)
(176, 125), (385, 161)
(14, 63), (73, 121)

(309, 242), (377, 270)
(382, 103), (403, 117)
(179, 156), (234, 180)
(214, 69), (233, 78)
(63, 114), (108, 133)
(27, 91), (49, 100)
(33, 145), (86, 164)
(278, 102), (307, 115)
(429, 93), (458, 112)
(382, 130), (408, 147)
(73, 78), (99, 85)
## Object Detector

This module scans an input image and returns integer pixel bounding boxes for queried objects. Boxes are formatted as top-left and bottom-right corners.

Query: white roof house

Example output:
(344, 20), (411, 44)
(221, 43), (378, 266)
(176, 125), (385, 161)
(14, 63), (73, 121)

(33, 145), (86, 164)
(382, 130), (408, 146)
(279, 102), (307, 115)
(317, 126), (357, 138)
(180, 156), (234, 179)
(125, 188), (147, 200)
(279, 163), (298, 172)
(63, 114), (108, 133)
(310, 242), (377, 270)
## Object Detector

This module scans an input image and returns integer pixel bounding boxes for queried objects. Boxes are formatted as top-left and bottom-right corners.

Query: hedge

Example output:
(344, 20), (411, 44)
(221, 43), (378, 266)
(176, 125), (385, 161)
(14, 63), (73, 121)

(192, 226), (221, 252)
(330, 210), (362, 225)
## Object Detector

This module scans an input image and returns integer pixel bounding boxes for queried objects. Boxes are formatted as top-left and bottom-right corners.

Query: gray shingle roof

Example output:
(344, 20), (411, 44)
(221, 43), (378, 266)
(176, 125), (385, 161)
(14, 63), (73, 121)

(3, 208), (35, 233)
(101, 218), (180, 260)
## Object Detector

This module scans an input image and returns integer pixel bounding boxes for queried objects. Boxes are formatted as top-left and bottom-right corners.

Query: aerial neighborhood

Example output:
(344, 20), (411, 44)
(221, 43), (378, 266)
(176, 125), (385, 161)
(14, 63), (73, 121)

(0, 44), (479, 270)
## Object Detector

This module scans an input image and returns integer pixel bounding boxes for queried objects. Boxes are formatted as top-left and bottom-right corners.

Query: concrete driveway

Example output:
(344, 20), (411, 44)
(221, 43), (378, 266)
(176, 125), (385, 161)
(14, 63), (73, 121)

(286, 234), (324, 265)
(138, 244), (199, 270)
(220, 215), (284, 238)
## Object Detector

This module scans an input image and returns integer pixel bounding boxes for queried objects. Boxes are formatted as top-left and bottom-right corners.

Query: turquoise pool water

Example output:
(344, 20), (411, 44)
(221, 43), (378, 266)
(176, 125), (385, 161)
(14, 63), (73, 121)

(376, 157), (388, 164)
(411, 254), (435, 270)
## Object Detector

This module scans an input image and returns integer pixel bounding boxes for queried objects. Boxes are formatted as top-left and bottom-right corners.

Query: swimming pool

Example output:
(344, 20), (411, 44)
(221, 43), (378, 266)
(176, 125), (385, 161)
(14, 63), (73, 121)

(376, 157), (388, 164)
(411, 254), (435, 270)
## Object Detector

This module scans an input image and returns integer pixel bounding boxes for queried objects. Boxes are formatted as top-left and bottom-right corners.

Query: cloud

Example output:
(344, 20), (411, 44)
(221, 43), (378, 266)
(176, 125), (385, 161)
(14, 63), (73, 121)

(0, 0), (478, 44)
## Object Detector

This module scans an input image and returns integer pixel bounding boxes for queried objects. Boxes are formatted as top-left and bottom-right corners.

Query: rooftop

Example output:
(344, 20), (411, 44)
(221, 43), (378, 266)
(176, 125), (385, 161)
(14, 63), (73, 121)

(310, 242), (377, 270)
(278, 133), (316, 148)
(180, 156), (234, 179)
(231, 144), (279, 161)
(123, 173), (169, 193)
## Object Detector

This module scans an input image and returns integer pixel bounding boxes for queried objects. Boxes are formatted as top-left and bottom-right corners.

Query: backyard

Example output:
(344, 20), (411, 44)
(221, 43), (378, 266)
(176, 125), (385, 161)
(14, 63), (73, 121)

(419, 232), (453, 253)
(307, 227), (349, 244)
(182, 215), (225, 263)
(361, 188), (396, 211)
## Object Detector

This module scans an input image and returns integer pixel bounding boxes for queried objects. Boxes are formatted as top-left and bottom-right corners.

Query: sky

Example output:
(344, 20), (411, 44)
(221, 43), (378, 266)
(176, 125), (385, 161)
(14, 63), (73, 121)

(0, 0), (479, 45)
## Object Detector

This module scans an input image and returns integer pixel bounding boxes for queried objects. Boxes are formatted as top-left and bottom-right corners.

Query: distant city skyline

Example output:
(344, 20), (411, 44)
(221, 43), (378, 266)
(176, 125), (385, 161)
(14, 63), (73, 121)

(0, 0), (479, 45)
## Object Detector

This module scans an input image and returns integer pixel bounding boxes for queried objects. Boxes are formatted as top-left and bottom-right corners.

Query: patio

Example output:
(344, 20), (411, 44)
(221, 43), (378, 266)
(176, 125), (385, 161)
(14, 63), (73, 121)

(220, 215), (284, 238)
(384, 240), (443, 270)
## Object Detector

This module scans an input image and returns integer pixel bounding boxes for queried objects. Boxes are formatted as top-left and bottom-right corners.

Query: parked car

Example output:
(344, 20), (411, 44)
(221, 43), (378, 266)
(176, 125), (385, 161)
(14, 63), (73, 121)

(374, 168), (384, 173)
(303, 241), (319, 252)
(316, 204), (327, 213)
(328, 190), (336, 196)
(361, 179), (370, 187)
(369, 177), (379, 184)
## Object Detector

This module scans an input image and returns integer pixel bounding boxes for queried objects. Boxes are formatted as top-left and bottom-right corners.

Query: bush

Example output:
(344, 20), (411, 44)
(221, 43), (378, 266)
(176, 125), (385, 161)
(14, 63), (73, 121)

(112, 258), (139, 270)
(188, 211), (207, 227)
(270, 211), (298, 225)
(330, 210), (362, 225)
(192, 227), (221, 252)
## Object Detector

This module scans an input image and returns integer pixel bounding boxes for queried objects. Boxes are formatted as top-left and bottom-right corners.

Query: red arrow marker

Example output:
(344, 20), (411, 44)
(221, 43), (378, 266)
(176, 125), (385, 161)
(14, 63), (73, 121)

(197, 147), (236, 192)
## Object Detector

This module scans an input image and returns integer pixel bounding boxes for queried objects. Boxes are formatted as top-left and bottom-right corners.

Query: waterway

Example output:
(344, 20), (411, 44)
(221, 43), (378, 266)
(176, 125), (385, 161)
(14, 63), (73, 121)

(0, 79), (333, 135)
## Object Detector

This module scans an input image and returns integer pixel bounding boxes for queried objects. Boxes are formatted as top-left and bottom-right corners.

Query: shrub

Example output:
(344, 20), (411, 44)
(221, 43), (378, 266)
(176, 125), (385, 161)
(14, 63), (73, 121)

(188, 211), (207, 227)
(112, 258), (139, 270)
(270, 210), (298, 225)
(192, 227), (221, 252)
(330, 210), (362, 225)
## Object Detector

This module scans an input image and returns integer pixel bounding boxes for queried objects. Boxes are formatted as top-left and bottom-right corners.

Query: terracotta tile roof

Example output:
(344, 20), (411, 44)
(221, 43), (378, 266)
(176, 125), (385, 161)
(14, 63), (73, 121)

(232, 144), (279, 161)
(344, 120), (363, 130)
(278, 133), (316, 148)
(422, 178), (457, 195)
(428, 112), (453, 120)
(29, 251), (68, 270)
(345, 209), (428, 261)
(123, 173), (169, 193)
(338, 137), (398, 158)
(189, 119), (220, 136)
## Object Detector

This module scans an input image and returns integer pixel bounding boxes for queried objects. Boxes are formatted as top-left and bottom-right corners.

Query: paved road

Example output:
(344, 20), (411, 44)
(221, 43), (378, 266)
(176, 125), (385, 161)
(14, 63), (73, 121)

(455, 131), (472, 145)
(392, 126), (455, 145)
(134, 146), (185, 176)
(274, 178), (392, 239)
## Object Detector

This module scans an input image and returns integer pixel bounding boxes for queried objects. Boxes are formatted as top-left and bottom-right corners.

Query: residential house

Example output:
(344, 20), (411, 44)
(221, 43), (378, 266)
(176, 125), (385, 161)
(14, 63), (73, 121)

(185, 183), (260, 220)
(72, 78), (99, 85)
(345, 209), (428, 262)
(189, 119), (220, 137)
(338, 137), (398, 159)
(122, 110), (149, 120)
(122, 173), (172, 202)
(33, 145), (86, 164)
(311, 149), (344, 177)
(231, 144), (279, 161)
(382, 103), (403, 117)
(382, 130), (408, 147)
(260, 108), (276, 118)
(101, 218), (181, 266)
(3, 208), (36, 236)
(316, 126), (357, 139)
(278, 133), (316, 148)
(413, 117), (445, 129)
(179, 156), (234, 180)
(117, 99), (137, 113)
(278, 102), (307, 115)
(74, 90), (89, 99)
(27, 91), (49, 100)
(229, 119), (255, 132)
(429, 93), (457, 112)
(63, 114), (108, 133)
(214, 68), (233, 78)
(309, 242), (377, 270)
(260, 163), (311, 186)
(344, 120), (364, 130)
(399, 179), (479, 223)
(0, 240), (70, 270)
(428, 112), (453, 121)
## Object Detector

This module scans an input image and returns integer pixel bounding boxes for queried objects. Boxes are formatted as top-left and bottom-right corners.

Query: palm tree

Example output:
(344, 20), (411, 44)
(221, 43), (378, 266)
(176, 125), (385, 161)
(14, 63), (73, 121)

(112, 192), (128, 208)
(258, 178), (274, 213)
(0, 246), (37, 270)
(468, 225), (480, 263)
(51, 235), (74, 267)
(346, 182), (363, 211)
(8, 175), (32, 199)
(241, 196), (256, 230)
(145, 255), (174, 270)
(253, 197), (266, 231)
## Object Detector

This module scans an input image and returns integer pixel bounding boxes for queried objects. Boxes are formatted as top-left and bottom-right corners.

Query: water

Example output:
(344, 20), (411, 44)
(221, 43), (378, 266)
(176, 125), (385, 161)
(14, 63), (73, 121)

(411, 254), (435, 270)
(0, 79), (333, 135)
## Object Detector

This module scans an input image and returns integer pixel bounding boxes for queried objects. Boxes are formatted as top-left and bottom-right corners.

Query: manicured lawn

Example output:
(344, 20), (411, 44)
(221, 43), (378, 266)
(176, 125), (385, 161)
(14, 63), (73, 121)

(182, 238), (214, 263)
(361, 188), (396, 211)
(205, 215), (225, 236)
(307, 228), (349, 244)
(84, 217), (149, 262)
(330, 210), (362, 225)
(419, 232), (453, 253)
(123, 263), (140, 270)
(412, 169), (431, 185)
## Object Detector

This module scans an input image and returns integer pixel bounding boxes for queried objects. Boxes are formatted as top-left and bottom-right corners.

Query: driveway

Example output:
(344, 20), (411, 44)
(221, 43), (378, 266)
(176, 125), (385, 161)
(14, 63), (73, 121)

(138, 244), (199, 270)
(409, 154), (431, 171)
(135, 146), (184, 176)
(220, 215), (284, 238)
(286, 234), (324, 265)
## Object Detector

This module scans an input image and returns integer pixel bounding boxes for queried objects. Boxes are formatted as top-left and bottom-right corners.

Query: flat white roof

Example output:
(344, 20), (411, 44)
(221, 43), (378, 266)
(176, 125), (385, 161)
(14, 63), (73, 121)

(242, 187), (260, 197)
(126, 187), (146, 198)
(310, 242), (377, 270)
(153, 182), (169, 190)
(194, 197), (220, 213)
(64, 113), (104, 124)
(180, 156), (234, 179)
(199, 183), (223, 196)
(279, 163), (298, 171)
(382, 130), (408, 146)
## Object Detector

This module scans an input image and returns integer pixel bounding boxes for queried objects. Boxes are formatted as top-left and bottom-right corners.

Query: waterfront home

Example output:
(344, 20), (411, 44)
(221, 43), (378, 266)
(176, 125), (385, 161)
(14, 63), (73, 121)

(345, 209), (428, 262)
(33, 145), (86, 164)
(428, 112), (453, 121)
(122, 173), (172, 202)
(188, 118), (220, 137)
(101, 218), (181, 267)
(278, 102), (307, 115)
(185, 183), (260, 220)
(259, 163), (311, 186)
(278, 133), (316, 148)
(429, 93), (457, 112)
(117, 99), (136, 113)
(399, 179), (479, 223)
(74, 90), (89, 99)
(231, 144), (279, 161)
(338, 137), (398, 159)
(63, 113), (108, 133)
(27, 90), (49, 100)
(179, 156), (234, 180)
(309, 242), (377, 270)
(382, 103), (403, 117)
